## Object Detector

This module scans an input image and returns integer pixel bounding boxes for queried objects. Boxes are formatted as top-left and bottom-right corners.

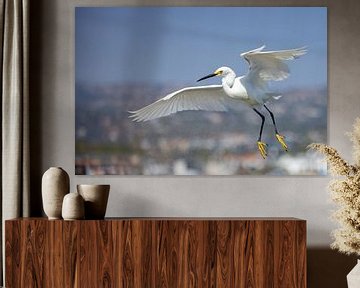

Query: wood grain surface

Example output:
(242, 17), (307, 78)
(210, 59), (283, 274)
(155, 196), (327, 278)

(5, 218), (306, 287)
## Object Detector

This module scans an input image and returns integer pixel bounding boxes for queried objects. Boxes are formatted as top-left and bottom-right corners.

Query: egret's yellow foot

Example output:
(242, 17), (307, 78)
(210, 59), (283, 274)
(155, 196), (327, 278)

(257, 141), (268, 159)
(276, 134), (288, 152)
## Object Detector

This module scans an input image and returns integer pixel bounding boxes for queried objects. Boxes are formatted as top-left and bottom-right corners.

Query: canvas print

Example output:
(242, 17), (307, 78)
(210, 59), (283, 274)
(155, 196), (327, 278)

(75, 7), (327, 175)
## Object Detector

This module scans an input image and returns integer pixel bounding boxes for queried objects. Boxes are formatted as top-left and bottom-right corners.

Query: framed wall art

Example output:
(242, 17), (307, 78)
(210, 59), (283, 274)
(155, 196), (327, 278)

(75, 7), (327, 176)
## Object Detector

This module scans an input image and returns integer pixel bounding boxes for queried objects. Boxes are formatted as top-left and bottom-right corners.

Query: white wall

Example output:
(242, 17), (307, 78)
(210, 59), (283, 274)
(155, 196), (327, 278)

(34, 0), (360, 246)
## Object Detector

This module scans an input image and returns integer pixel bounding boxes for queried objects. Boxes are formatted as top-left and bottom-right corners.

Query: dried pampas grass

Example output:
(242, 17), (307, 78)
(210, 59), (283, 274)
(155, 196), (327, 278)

(309, 117), (360, 256)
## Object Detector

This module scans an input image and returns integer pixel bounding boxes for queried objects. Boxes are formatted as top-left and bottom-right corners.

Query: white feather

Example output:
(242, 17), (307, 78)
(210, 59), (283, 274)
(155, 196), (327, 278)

(129, 85), (228, 122)
(241, 46), (307, 83)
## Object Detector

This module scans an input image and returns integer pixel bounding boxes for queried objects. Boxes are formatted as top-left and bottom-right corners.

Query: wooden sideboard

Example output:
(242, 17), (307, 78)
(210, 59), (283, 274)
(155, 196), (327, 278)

(5, 218), (306, 287)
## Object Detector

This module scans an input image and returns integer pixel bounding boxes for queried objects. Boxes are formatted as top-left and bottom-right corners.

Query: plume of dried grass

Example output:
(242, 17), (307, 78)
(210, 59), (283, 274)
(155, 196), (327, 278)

(349, 118), (360, 166)
(308, 117), (360, 256)
(307, 143), (357, 176)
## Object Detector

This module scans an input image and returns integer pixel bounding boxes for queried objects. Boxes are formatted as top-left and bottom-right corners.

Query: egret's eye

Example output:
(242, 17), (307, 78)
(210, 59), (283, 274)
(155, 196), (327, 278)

(216, 70), (223, 75)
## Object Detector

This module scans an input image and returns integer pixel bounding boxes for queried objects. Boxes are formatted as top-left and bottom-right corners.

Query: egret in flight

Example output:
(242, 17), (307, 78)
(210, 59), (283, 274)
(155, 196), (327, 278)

(129, 45), (307, 158)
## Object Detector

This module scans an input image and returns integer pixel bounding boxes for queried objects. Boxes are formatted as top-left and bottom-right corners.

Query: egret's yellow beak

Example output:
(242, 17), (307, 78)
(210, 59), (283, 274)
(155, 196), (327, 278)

(197, 70), (222, 82)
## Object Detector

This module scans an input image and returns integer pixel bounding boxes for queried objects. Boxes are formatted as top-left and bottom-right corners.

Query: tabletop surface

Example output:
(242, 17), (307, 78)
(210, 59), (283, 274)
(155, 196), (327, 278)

(6, 217), (306, 221)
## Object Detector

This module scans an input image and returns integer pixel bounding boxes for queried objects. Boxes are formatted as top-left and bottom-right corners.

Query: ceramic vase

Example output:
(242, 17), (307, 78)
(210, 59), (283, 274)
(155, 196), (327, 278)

(347, 259), (360, 288)
(77, 184), (110, 219)
(42, 167), (70, 219)
(62, 192), (85, 220)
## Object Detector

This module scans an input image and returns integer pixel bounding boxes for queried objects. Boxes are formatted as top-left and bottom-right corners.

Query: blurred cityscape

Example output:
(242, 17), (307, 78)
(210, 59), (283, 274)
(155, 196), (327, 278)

(75, 83), (327, 175)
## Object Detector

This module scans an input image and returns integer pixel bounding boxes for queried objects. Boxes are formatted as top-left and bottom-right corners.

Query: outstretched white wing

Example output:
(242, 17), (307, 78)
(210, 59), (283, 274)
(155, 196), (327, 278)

(241, 45), (307, 85)
(129, 85), (229, 122)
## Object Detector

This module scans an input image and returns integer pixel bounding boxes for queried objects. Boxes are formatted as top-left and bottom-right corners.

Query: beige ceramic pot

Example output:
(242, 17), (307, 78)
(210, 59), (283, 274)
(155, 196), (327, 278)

(77, 184), (110, 219)
(42, 167), (70, 219)
(62, 192), (85, 220)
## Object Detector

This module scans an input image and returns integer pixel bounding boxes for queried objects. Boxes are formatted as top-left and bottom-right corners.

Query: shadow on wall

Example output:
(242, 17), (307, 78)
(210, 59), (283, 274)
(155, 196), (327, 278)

(308, 248), (357, 288)
(29, 0), (46, 216)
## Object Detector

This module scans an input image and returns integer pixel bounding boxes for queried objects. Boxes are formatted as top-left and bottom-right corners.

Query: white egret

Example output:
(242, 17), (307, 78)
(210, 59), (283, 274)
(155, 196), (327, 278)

(129, 45), (307, 158)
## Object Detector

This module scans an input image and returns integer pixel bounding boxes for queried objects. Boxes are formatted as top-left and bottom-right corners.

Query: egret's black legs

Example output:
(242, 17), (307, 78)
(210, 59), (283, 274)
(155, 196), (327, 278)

(253, 108), (267, 158)
(264, 105), (279, 134)
(264, 104), (288, 151)
(253, 108), (265, 141)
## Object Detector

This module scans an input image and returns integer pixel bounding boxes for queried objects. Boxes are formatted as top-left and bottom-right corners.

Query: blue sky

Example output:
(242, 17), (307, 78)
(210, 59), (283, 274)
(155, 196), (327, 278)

(76, 7), (327, 88)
